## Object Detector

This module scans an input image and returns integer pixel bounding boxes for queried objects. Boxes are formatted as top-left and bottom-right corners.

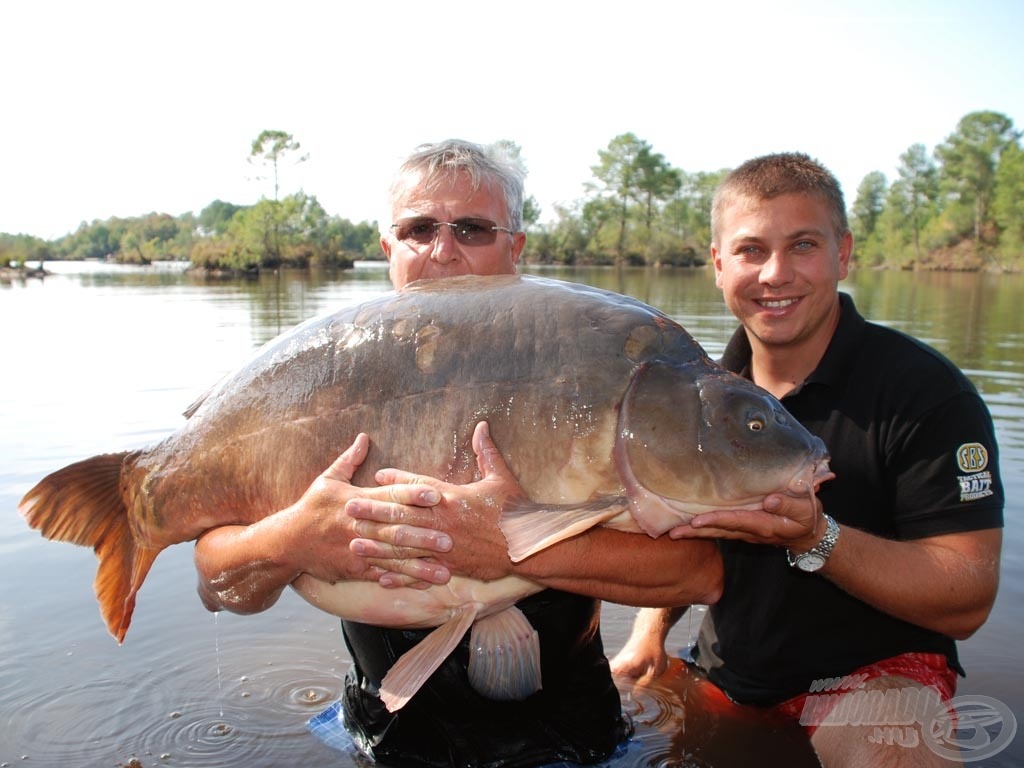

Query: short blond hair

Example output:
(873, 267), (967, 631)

(711, 153), (849, 243)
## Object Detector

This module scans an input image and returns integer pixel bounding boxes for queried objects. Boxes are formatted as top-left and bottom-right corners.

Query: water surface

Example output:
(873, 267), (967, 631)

(1, 262), (1019, 766)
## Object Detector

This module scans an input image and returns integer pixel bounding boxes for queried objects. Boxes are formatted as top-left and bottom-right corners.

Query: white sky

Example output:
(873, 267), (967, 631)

(2, 0), (1022, 240)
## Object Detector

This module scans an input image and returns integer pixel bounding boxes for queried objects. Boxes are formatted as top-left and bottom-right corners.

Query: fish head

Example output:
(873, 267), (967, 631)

(617, 358), (832, 535)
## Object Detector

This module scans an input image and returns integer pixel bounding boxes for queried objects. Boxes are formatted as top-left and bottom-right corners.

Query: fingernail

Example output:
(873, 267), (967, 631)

(351, 539), (367, 554)
(422, 489), (441, 505)
(436, 534), (452, 551)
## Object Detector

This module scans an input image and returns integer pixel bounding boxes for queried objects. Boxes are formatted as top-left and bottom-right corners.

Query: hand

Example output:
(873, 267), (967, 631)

(278, 433), (453, 586)
(667, 491), (825, 552)
(194, 432), (454, 615)
(609, 637), (671, 682)
(347, 421), (525, 584)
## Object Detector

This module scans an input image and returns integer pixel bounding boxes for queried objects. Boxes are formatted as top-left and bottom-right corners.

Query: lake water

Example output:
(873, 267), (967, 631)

(1, 262), (1020, 767)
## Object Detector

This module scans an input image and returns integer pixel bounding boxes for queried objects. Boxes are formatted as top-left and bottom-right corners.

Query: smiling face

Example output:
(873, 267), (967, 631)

(381, 171), (526, 289)
(712, 192), (852, 366)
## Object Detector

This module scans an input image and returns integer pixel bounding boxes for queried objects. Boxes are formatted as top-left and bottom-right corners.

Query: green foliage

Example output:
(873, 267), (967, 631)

(851, 171), (887, 265)
(993, 142), (1024, 261)
(846, 111), (1023, 270)
(249, 130), (308, 201)
(936, 111), (1019, 245)
(199, 200), (245, 235)
(8, 115), (1024, 273)
(0, 233), (52, 268)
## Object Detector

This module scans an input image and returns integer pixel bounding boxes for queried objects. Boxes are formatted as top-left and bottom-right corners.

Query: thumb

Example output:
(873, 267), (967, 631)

(322, 432), (369, 483)
(472, 421), (513, 482)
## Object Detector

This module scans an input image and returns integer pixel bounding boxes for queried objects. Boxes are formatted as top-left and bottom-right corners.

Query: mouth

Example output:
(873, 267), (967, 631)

(755, 296), (800, 310)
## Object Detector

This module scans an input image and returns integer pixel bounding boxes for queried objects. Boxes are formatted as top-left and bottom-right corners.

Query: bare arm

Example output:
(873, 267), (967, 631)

(671, 494), (1002, 639)
(194, 433), (455, 614)
(347, 422), (724, 608)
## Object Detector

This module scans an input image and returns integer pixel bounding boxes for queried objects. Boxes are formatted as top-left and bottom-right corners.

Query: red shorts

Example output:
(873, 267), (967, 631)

(774, 652), (958, 735)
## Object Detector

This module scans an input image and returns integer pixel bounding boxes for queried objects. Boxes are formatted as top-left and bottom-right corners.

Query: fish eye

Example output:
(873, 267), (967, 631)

(746, 411), (767, 432)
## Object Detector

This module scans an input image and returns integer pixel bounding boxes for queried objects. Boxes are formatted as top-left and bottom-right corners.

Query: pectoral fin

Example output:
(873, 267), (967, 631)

(498, 497), (629, 562)
(380, 603), (480, 712)
(467, 606), (541, 701)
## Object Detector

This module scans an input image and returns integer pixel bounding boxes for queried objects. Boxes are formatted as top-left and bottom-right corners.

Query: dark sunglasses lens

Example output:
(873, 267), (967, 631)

(453, 219), (498, 246)
(397, 218), (438, 244)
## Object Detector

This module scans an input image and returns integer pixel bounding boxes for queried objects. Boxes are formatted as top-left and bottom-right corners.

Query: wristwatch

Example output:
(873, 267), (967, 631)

(787, 514), (840, 572)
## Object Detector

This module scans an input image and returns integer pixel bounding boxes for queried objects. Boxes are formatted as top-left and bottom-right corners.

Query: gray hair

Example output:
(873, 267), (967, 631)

(382, 139), (527, 237)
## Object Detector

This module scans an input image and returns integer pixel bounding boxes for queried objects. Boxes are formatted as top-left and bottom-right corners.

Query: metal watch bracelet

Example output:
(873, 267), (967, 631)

(786, 513), (840, 572)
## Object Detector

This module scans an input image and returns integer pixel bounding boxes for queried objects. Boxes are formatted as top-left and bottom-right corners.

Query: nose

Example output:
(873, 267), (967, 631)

(759, 251), (793, 286)
(430, 223), (460, 264)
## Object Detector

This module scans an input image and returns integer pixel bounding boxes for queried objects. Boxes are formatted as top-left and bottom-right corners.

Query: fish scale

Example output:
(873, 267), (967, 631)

(19, 273), (831, 712)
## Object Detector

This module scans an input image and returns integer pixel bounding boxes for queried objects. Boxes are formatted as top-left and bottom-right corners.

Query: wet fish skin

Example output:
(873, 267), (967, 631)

(19, 274), (831, 710)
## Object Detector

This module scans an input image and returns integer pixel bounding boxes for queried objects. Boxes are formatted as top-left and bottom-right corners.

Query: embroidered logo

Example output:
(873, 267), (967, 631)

(957, 443), (989, 472)
(956, 443), (993, 502)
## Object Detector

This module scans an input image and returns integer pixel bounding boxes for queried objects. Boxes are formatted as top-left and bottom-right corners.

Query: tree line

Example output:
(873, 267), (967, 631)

(3, 112), (1022, 274)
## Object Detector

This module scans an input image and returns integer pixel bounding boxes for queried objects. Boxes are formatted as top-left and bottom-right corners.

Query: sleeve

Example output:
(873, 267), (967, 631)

(890, 391), (1004, 540)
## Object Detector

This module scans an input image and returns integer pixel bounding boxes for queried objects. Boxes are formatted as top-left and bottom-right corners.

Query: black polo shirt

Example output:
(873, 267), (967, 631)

(340, 589), (631, 768)
(695, 292), (1004, 706)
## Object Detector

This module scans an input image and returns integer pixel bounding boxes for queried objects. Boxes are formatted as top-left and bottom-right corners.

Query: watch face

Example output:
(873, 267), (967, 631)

(797, 553), (826, 572)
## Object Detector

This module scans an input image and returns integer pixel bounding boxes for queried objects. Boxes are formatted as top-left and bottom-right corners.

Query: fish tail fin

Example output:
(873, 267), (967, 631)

(18, 450), (157, 644)
(380, 604), (481, 712)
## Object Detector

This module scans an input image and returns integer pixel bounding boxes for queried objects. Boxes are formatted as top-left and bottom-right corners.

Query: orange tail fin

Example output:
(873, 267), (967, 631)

(18, 450), (160, 644)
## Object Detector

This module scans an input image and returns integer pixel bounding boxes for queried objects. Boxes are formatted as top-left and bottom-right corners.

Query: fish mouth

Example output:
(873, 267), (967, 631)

(786, 454), (834, 496)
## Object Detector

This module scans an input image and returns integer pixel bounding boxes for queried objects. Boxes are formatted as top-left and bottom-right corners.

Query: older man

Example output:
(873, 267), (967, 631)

(195, 139), (722, 768)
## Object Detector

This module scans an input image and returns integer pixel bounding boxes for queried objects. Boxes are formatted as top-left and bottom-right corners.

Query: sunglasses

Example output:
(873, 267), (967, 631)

(390, 217), (514, 247)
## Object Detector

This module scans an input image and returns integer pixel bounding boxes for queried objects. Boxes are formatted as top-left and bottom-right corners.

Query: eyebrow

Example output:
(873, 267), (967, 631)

(787, 228), (830, 240)
(730, 228), (829, 243)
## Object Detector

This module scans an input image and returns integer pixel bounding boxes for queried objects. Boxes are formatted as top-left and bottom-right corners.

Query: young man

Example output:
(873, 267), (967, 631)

(609, 153), (1004, 766)
(193, 139), (723, 768)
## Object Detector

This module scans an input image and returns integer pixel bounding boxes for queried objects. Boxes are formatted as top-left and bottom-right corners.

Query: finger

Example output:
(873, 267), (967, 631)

(472, 421), (514, 482)
(350, 529), (452, 558)
(348, 515), (452, 552)
(345, 500), (446, 538)
(321, 433), (370, 483)
(377, 573), (434, 590)
(382, 483), (441, 507)
(671, 526), (764, 541)
(679, 509), (813, 545)
(669, 525), (735, 540)
(375, 467), (438, 487)
(365, 556), (452, 585)
(690, 509), (803, 537)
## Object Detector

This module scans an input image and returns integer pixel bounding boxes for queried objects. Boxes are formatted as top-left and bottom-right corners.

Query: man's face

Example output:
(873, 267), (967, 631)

(711, 193), (852, 352)
(381, 172), (526, 289)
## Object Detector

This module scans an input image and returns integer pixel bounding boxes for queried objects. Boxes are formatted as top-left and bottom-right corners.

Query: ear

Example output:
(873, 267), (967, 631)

(711, 243), (725, 288)
(380, 235), (392, 261)
(510, 232), (527, 265)
(837, 231), (853, 279)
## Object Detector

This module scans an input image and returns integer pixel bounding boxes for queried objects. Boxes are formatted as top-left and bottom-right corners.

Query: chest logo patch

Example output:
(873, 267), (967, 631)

(956, 443), (993, 502)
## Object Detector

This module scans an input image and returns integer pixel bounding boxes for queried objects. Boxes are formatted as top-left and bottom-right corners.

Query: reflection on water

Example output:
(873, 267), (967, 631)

(1, 262), (1021, 766)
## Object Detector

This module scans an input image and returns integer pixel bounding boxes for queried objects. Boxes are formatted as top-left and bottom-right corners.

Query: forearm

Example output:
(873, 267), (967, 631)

(821, 526), (1001, 639)
(195, 519), (299, 614)
(510, 528), (723, 607)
